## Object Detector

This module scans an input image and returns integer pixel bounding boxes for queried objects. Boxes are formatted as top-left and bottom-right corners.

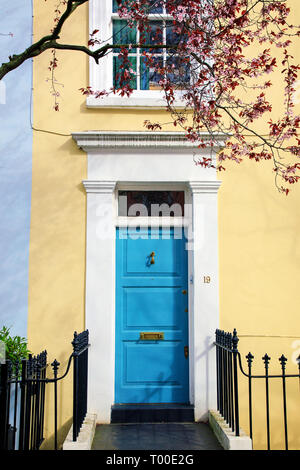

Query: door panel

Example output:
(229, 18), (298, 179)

(124, 234), (180, 275)
(124, 287), (183, 329)
(115, 227), (189, 403)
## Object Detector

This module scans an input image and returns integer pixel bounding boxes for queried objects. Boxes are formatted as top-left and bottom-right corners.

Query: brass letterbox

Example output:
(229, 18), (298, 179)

(140, 332), (164, 340)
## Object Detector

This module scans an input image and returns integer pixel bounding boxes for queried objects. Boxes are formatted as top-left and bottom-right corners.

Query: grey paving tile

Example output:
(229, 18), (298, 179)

(92, 423), (223, 450)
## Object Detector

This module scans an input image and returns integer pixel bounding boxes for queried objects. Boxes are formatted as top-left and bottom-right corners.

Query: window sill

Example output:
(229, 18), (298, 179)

(86, 92), (186, 109)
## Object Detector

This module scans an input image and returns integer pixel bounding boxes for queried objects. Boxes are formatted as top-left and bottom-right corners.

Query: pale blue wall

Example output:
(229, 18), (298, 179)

(0, 2), (33, 338)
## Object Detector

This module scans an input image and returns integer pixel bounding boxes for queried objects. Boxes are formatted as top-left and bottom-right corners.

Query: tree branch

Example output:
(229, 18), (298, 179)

(49, 42), (177, 63)
(0, 0), (88, 80)
(0, 0), (176, 80)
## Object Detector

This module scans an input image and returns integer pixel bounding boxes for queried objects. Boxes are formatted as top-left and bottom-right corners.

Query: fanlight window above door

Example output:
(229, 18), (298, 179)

(118, 190), (185, 217)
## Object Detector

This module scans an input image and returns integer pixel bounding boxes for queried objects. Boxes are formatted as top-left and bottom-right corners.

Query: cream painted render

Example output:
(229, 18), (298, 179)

(29, 0), (300, 448)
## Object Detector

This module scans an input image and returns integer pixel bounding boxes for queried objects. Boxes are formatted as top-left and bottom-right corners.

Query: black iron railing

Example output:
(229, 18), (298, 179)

(215, 329), (300, 450)
(215, 329), (240, 436)
(0, 329), (89, 450)
(0, 351), (47, 450)
(72, 330), (89, 442)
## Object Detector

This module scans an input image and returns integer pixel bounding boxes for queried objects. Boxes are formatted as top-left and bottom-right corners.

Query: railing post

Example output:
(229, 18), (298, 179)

(18, 359), (27, 450)
(0, 363), (9, 450)
(51, 359), (60, 451)
(232, 329), (240, 436)
(30, 356), (37, 450)
(219, 330), (224, 417)
(215, 330), (220, 413)
(246, 352), (254, 441)
(34, 356), (41, 450)
(23, 355), (33, 450)
(72, 330), (89, 442)
(228, 332), (234, 430)
(72, 332), (79, 442)
(279, 355), (288, 451)
(262, 353), (271, 450)
(224, 333), (228, 424)
(12, 361), (20, 450)
(39, 351), (47, 447)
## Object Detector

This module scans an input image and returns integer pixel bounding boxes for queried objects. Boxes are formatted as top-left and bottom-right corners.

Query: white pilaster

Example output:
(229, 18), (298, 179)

(189, 181), (221, 421)
(83, 180), (116, 422)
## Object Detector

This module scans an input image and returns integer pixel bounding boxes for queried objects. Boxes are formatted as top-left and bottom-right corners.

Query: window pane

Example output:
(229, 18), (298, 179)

(113, 0), (164, 14)
(166, 0), (183, 14)
(112, 0), (119, 13)
(118, 191), (185, 216)
(166, 21), (187, 53)
(140, 21), (163, 54)
(147, 0), (163, 14)
(140, 56), (163, 90)
(112, 0), (163, 14)
(113, 19), (137, 52)
(166, 55), (190, 87)
(113, 56), (137, 89)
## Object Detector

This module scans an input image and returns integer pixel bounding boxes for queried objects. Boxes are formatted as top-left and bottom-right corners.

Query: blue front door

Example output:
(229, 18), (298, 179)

(115, 227), (189, 404)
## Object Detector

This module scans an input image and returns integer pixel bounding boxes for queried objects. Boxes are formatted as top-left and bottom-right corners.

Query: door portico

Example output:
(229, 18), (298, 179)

(72, 131), (223, 423)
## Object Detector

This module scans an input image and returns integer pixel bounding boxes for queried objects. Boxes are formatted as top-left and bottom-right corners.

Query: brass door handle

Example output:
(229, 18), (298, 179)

(150, 252), (155, 264)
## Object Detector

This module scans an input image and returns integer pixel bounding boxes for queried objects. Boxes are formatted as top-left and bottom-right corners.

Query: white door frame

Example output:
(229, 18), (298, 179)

(72, 131), (223, 423)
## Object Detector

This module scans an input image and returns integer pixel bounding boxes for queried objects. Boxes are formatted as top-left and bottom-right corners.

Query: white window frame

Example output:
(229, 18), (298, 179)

(87, 0), (186, 108)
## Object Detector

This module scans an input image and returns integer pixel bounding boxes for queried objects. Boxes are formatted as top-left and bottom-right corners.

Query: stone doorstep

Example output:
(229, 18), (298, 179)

(62, 413), (97, 450)
(63, 409), (252, 451)
(208, 410), (252, 451)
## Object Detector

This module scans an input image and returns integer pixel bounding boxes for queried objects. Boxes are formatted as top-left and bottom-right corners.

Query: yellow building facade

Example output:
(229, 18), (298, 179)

(27, 0), (300, 449)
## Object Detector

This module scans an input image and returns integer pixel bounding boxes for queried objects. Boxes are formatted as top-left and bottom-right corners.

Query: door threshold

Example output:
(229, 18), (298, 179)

(113, 403), (192, 407)
(111, 404), (194, 423)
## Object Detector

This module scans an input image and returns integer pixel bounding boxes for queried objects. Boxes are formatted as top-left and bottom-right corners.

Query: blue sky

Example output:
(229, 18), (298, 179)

(0, 2), (33, 338)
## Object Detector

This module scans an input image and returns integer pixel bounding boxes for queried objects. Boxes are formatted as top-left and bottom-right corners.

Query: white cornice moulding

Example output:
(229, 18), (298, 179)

(117, 181), (188, 190)
(189, 181), (222, 194)
(82, 180), (116, 194)
(72, 131), (227, 152)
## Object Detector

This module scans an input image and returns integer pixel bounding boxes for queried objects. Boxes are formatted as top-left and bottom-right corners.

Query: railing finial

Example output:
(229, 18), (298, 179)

(279, 354), (287, 371)
(232, 328), (239, 352)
